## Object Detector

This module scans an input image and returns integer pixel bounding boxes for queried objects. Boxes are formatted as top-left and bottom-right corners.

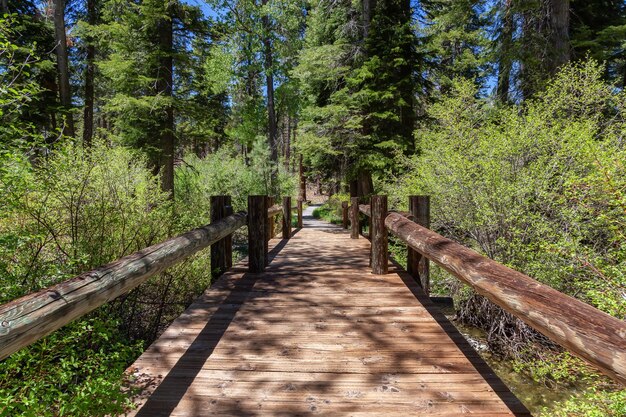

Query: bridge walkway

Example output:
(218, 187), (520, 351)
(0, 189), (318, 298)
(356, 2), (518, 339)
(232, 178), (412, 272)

(125, 207), (530, 416)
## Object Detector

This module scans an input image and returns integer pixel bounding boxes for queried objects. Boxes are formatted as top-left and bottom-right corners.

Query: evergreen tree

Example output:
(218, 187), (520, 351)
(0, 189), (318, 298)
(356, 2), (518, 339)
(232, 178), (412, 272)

(52, 0), (75, 137)
(209, 0), (305, 188)
(570, 0), (626, 85)
(296, 0), (418, 195)
(2, 1), (60, 142)
(419, 0), (490, 92)
(95, 0), (223, 195)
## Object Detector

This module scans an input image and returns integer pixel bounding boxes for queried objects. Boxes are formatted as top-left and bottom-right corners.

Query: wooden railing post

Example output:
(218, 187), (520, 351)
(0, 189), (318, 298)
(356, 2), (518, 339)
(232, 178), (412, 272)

(282, 196), (292, 239)
(342, 201), (348, 229)
(408, 195), (430, 294)
(371, 195), (388, 275)
(350, 197), (359, 239)
(267, 196), (275, 240)
(211, 195), (229, 276)
(297, 199), (303, 228)
(248, 195), (268, 272)
(224, 198), (233, 268)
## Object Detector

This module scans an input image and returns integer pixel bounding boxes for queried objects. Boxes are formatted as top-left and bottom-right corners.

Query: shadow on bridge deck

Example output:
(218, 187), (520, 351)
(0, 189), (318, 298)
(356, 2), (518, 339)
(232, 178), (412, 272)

(125, 215), (531, 417)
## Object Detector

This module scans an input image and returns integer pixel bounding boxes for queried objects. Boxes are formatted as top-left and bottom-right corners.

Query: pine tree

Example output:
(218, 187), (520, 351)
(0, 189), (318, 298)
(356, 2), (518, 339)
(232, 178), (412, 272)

(52, 0), (75, 137)
(570, 0), (626, 85)
(296, 0), (419, 196)
(209, 0), (305, 188)
(2, 1), (60, 142)
(419, 0), (489, 93)
(95, 0), (222, 196)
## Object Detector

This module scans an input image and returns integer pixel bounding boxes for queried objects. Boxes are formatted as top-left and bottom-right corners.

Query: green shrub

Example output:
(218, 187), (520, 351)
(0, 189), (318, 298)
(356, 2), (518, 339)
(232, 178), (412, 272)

(175, 141), (297, 221)
(385, 60), (626, 413)
(0, 318), (142, 417)
(389, 59), (625, 326)
(544, 389), (626, 417)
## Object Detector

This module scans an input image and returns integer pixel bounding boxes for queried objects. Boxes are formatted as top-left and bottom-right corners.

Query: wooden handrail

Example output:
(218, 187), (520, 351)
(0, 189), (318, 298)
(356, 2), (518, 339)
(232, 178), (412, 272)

(384, 212), (626, 385)
(0, 212), (248, 361)
(267, 204), (281, 218)
(357, 204), (415, 221)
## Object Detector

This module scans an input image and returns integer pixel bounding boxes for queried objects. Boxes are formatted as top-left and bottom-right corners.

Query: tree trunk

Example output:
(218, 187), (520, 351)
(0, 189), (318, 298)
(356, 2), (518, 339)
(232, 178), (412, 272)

(497, 0), (513, 102)
(350, 169), (374, 198)
(362, 0), (376, 39)
(53, 0), (75, 137)
(156, 9), (175, 197)
(284, 114), (291, 171)
(1, 0), (8, 14)
(398, 0), (415, 153)
(548, 0), (570, 72)
(357, 169), (374, 197)
(298, 154), (306, 202)
(261, 0), (278, 173)
(82, 0), (97, 147)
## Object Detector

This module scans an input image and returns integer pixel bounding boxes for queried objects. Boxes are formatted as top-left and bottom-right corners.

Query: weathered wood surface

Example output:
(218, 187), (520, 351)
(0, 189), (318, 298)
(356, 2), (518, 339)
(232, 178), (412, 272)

(297, 199), (303, 228)
(126, 216), (530, 416)
(0, 212), (247, 361)
(342, 201), (349, 229)
(210, 195), (232, 276)
(407, 195), (430, 294)
(267, 204), (281, 218)
(358, 203), (371, 217)
(350, 197), (359, 239)
(370, 195), (388, 275)
(248, 196), (267, 272)
(385, 212), (626, 386)
(282, 196), (291, 239)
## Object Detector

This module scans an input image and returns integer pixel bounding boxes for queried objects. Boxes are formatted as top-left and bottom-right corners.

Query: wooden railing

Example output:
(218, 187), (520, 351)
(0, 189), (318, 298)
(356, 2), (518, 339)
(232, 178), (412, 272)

(351, 195), (626, 386)
(0, 195), (299, 361)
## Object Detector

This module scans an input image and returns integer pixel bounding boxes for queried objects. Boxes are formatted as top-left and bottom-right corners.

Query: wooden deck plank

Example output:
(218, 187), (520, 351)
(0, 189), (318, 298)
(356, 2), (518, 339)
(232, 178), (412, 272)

(125, 216), (531, 416)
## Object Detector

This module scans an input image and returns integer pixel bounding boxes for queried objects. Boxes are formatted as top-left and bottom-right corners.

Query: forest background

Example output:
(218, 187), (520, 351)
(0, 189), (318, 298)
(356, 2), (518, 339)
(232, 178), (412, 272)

(0, 0), (625, 415)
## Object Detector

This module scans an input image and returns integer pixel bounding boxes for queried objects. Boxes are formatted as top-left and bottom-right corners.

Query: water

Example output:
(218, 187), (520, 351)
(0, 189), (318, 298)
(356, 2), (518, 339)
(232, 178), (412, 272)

(439, 306), (582, 416)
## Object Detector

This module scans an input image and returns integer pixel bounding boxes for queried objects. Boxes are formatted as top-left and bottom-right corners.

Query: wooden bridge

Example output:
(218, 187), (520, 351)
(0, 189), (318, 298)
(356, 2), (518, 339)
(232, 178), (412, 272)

(1, 195), (625, 416)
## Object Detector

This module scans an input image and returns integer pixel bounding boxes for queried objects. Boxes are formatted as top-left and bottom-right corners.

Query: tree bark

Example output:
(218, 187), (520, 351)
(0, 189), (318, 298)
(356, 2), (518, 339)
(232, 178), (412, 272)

(53, 0), (75, 137)
(298, 154), (306, 202)
(156, 9), (175, 197)
(398, 0), (415, 154)
(497, 0), (513, 102)
(548, 0), (570, 72)
(82, 0), (97, 147)
(362, 0), (376, 39)
(261, 0), (278, 176)
(284, 114), (291, 170)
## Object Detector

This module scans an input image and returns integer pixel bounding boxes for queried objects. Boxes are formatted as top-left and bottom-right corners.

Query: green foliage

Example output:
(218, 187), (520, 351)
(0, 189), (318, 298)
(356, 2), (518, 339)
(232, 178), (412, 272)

(544, 388), (626, 417)
(418, 0), (490, 90)
(296, 0), (417, 186)
(311, 194), (348, 225)
(0, 15), (43, 153)
(0, 4), (59, 137)
(0, 140), (215, 416)
(1, 140), (171, 302)
(94, 0), (227, 160)
(0, 318), (142, 417)
(175, 141), (297, 219)
(385, 59), (625, 414)
(512, 351), (599, 388)
(390, 60), (626, 320)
